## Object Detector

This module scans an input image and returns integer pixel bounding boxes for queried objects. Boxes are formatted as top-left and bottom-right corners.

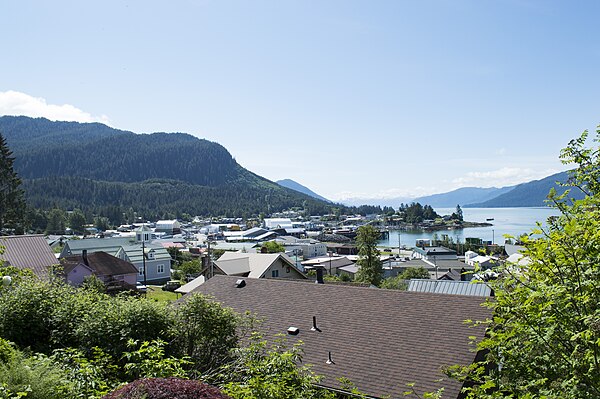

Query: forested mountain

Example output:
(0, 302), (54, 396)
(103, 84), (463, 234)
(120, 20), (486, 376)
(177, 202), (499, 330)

(276, 179), (331, 202)
(414, 186), (515, 208)
(0, 116), (338, 219)
(465, 171), (584, 207)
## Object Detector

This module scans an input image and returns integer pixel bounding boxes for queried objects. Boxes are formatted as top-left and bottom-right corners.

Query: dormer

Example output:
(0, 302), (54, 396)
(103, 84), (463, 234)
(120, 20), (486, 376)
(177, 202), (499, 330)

(136, 225), (152, 243)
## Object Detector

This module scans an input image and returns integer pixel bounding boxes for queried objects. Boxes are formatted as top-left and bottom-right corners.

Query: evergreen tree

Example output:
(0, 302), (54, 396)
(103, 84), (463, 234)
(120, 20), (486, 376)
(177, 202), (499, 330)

(46, 208), (66, 235)
(0, 133), (26, 231)
(68, 209), (87, 235)
(354, 225), (383, 286)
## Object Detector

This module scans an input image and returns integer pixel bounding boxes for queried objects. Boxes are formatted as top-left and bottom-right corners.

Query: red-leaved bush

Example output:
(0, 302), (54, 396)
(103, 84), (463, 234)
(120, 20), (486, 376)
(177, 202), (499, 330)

(103, 378), (231, 399)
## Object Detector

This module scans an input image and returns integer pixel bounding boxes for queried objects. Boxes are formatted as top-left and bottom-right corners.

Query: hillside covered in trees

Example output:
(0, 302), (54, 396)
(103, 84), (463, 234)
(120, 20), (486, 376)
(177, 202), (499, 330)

(0, 116), (345, 219)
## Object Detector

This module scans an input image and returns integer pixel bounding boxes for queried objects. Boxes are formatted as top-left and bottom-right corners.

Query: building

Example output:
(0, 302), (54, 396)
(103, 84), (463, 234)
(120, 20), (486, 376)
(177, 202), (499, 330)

(0, 235), (58, 279)
(59, 237), (134, 258)
(116, 243), (172, 284)
(214, 252), (306, 279)
(263, 218), (293, 230)
(61, 251), (138, 287)
(155, 220), (181, 235)
(412, 246), (458, 262)
(182, 275), (492, 399)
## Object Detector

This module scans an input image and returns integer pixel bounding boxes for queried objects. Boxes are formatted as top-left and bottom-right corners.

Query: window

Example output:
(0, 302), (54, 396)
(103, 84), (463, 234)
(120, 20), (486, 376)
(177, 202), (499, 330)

(271, 270), (279, 278)
(157, 264), (165, 274)
(286, 267), (290, 273)
(139, 267), (144, 276)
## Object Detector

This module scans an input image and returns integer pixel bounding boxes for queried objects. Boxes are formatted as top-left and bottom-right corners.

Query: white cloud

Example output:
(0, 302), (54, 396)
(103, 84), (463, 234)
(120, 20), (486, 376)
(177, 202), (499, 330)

(329, 186), (435, 202)
(452, 167), (559, 188)
(0, 90), (111, 125)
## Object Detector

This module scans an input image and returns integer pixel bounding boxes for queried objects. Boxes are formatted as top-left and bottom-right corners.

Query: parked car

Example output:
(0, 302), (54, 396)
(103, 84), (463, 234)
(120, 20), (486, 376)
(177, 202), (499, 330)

(136, 283), (147, 293)
(162, 280), (181, 292)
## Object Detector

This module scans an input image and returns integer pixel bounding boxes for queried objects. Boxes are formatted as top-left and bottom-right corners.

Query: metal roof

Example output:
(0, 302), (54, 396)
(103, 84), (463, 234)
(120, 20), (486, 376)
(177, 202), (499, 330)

(407, 279), (492, 297)
(0, 235), (57, 279)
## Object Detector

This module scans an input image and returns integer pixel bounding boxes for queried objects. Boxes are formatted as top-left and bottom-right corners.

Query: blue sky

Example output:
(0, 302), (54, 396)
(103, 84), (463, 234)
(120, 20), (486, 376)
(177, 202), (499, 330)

(1, 1), (599, 202)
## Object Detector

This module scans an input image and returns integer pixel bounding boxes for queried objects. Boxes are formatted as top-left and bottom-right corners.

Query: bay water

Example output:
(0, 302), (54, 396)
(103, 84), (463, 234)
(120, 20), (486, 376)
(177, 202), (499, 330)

(378, 207), (561, 247)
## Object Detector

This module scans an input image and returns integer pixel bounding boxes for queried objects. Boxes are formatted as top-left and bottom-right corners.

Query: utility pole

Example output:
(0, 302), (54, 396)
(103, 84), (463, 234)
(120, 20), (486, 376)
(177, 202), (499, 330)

(207, 237), (214, 279)
(142, 239), (147, 287)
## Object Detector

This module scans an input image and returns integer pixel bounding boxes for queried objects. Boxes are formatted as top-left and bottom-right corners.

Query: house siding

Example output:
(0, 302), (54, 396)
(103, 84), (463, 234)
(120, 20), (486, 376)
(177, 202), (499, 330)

(263, 258), (305, 279)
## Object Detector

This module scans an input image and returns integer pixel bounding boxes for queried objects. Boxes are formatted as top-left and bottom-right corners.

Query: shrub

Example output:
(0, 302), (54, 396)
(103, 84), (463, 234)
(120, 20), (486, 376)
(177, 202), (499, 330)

(102, 378), (230, 399)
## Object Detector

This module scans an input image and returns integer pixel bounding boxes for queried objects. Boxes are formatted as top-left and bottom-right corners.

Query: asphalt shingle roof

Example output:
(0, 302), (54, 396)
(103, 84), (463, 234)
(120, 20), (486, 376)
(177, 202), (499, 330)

(186, 275), (492, 399)
(61, 251), (138, 276)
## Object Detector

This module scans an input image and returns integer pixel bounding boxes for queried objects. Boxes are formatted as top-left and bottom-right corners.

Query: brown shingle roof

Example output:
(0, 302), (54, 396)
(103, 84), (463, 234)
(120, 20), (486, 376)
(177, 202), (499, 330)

(61, 251), (138, 277)
(186, 275), (491, 399)
(0, 235), (57, 278)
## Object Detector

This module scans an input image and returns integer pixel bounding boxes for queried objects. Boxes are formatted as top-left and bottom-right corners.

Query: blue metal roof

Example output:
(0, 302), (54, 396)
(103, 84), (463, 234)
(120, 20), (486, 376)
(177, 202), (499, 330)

(407, 279), (492, 297)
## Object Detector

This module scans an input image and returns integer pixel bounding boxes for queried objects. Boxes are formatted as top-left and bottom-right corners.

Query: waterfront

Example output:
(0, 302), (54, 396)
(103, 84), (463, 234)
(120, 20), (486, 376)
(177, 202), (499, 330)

(379, 207), (561, 247)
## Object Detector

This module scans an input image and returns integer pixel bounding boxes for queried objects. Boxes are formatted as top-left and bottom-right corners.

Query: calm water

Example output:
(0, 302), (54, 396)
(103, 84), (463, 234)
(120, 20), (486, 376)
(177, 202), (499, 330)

(379, 207), (561, 247)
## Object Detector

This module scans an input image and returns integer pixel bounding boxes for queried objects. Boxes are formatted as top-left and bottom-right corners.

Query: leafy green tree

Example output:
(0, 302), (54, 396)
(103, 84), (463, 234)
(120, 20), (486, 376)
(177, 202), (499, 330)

(354, 225), (383, 286)
(68, 209), (87, 235)
(381, 267), (430, 290)
(220, 335), (338, 399)
(0, 133), (25, 232)
(173, 293), (239, 374)
(260, 241), (285, 253)
(449, 128), (600, 398)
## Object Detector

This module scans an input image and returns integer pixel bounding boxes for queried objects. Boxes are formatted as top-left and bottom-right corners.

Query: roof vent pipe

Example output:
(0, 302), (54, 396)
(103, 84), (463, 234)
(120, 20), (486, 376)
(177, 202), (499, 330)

(235, 279), (246, 288)
(311, 316), (322, 332)
(326, 351), (335, 365)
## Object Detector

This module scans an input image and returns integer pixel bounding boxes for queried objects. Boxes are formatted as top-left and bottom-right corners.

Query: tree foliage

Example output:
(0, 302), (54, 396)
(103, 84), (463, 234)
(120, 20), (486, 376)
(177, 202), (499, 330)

(260, 241), (285, 253)
(450, 128), (600, 398)
(354, 225), (383, 286)
(218, 335), (337, 399)
(0, 133), (25, 232)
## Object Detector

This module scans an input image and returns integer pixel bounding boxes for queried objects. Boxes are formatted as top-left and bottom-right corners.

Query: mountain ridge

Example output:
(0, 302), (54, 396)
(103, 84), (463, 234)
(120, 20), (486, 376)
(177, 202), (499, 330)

(276, 179), (331, 203)
(0, 116), (337, 218)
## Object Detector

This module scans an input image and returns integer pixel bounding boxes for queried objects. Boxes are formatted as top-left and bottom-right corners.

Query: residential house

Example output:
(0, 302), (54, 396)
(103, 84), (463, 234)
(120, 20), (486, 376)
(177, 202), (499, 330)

(214, 252), (306, 279)
(412, 246), (458, 262)
(465, 255), (496, 269)
(61, 251), (138, 287)
(301, 256), (355, 276)
(59, 237), (134, 258)
(0, 235), (58, 279)
(182, 275), (492, 399)
(115, 243), (172, 284)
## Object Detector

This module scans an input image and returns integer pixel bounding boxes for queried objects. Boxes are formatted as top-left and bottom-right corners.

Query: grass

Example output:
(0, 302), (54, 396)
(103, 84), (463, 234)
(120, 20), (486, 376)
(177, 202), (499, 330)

(145, 285), (179, 302)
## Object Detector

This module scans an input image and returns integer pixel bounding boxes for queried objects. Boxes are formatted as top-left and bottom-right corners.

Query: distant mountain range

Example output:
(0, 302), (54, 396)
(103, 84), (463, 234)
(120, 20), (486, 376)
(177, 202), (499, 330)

(413, 186), (515, 208)
(276, 179), (331, 203)
(0, 116), (337, 219)
(465, 171), (585, 207)
(333, 171), (583, 209)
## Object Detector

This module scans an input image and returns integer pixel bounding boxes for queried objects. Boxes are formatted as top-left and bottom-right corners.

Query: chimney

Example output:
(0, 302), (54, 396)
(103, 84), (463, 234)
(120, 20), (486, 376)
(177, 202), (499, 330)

(315, 268), (324, 284)
(82, 250), (89, 266)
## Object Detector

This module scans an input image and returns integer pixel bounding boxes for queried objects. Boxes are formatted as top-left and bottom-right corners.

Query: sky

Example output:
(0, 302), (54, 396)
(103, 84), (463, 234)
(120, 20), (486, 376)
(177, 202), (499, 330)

(1, 0), (600, 203)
